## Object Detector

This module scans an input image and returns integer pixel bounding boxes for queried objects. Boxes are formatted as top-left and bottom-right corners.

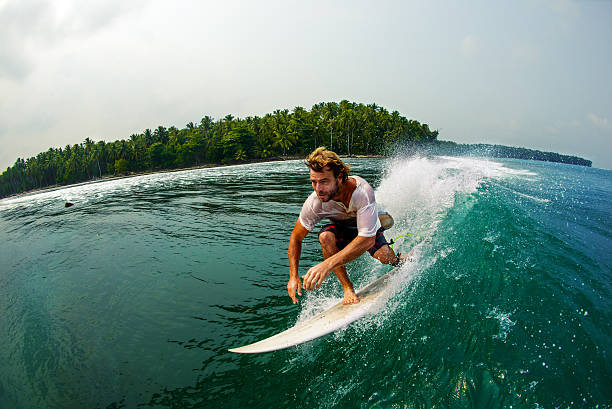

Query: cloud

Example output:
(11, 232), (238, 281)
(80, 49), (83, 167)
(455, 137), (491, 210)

(0, 0), (148, 81)
(0, 43), (30, 80)
(0, 0), (49, 80)
(587, 113), (612, 130)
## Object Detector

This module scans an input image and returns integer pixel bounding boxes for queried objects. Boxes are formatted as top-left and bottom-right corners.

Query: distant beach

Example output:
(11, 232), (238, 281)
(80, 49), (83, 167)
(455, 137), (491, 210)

(1, 156), (305, 200)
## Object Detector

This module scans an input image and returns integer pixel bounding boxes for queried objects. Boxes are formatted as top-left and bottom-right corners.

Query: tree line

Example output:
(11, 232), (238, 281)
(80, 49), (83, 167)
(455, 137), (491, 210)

(423, 141), (592, 167)
(0, 100), (438, 198)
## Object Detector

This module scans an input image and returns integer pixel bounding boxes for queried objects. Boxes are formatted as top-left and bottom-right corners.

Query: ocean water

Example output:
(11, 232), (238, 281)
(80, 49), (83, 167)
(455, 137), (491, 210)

(0, 156), (610, 409)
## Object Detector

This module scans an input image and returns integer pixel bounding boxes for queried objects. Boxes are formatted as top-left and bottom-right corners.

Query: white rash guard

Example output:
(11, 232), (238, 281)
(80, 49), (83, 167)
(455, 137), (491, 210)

(298, 175), (381, 237)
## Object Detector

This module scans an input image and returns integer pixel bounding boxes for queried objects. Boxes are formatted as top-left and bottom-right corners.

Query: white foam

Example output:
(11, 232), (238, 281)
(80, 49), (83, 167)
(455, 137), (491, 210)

(487, 307), (516, 341)
(375, 155), (538, 241)
(295, 155), (532, 325)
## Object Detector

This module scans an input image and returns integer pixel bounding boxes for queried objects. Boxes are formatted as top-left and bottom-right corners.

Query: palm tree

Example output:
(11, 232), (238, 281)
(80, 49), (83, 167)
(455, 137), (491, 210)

(200, 116), (214, 131)
(273, 130), (296, 156)
(144, 129), (153, 146)
(338, 108), (357, 156)
(234, 148), (247, 161)
(322, 102), (338, 150)
(154, 126), (169, 144)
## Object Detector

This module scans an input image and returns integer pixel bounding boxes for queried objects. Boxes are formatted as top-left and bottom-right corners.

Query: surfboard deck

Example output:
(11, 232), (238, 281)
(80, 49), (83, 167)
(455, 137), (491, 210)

(228, 263), (405, 354)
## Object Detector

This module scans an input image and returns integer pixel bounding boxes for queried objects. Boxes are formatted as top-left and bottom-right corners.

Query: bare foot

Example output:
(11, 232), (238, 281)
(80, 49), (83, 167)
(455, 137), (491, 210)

(342, 287), (360, 305)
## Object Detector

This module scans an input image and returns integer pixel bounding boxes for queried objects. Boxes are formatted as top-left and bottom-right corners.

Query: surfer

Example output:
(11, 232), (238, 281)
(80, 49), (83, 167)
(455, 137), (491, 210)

(287, 147), (403, 305)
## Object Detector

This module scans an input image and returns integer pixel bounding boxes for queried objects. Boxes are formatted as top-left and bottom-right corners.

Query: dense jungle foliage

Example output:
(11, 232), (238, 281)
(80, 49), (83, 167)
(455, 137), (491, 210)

(0, 101), (438, 198)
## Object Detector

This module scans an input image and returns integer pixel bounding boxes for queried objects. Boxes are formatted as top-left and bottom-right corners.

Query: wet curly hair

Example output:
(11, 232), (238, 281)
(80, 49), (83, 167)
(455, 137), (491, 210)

(305, 147), (350, 182)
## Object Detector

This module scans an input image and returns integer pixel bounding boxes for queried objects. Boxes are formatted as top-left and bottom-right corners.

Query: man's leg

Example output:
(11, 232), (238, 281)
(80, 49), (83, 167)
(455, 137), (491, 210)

(318, 230), (360, 304)
(372, 244), (399, 264)
(370, 229), (407, 265)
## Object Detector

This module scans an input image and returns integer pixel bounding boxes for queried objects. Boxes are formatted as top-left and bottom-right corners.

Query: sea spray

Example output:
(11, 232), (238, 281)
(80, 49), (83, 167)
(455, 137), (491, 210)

(296, 155), (539, 344)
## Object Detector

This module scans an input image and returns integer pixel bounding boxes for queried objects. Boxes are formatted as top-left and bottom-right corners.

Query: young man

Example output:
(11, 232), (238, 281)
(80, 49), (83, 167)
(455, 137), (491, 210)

(287, 147), (402, 305)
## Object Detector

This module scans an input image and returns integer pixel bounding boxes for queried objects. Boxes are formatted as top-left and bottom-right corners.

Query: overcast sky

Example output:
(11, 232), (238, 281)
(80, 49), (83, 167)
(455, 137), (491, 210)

(1, 0), (611, 169)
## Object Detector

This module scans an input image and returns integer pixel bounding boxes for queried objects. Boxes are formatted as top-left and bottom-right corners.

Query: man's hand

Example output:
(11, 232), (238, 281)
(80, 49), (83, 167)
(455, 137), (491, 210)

(302, 261), (333, 291)
(288, 219), (309, 304)
(287, 276), (303, 304)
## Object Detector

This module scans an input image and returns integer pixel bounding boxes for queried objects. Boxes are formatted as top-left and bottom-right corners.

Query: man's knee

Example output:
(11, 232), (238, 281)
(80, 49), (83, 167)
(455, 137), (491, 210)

(319, 231), (338, 249)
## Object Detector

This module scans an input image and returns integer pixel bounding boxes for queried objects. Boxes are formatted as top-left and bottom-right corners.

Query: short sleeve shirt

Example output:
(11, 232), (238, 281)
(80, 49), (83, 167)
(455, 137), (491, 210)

(298, 175), (381, 237)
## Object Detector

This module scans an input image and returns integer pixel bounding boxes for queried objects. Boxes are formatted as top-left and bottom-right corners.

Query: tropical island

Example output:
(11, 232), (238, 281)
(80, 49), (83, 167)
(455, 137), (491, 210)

(0, 100), (591, 199)
(404, 140), (592, 167)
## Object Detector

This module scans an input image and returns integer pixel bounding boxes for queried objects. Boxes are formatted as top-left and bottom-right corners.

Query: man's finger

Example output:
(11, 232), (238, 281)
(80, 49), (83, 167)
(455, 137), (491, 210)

(305, 267), (319, 289)
(288, 288), (295, 303)
(302, 272), (312, 290)
(310, 273), (319, 290)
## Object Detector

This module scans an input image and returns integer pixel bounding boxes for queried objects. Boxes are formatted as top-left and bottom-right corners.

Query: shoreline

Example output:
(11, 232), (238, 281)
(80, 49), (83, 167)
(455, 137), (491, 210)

(1, 156), (307, 201)
(2, 154), (387, 201)
(1, 148), (594, 201)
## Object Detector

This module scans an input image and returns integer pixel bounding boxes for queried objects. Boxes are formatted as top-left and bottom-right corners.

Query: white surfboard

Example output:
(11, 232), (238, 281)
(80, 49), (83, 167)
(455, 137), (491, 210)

(228, 262), (405, 354)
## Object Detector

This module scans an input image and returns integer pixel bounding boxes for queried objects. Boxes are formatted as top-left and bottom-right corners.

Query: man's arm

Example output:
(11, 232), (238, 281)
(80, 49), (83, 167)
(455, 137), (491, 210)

(302, 235), (375, 291)
(287, 219), (309, 303)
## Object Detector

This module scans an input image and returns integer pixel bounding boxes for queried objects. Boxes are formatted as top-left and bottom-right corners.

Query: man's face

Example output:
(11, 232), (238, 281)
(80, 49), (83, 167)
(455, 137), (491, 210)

(309, 167), (341, 202)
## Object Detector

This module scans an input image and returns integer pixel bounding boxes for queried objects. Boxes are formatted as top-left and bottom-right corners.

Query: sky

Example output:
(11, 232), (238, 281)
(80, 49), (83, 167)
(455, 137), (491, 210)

(1, 0), (611, 170)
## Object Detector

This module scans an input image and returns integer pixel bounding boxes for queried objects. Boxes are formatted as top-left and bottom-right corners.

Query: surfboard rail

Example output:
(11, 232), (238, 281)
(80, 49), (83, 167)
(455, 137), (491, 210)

(228, 263), (404, 354)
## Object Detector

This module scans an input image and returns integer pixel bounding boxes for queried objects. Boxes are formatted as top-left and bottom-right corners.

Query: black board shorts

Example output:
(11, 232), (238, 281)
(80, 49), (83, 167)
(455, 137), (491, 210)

(318, 223), (389, 256)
